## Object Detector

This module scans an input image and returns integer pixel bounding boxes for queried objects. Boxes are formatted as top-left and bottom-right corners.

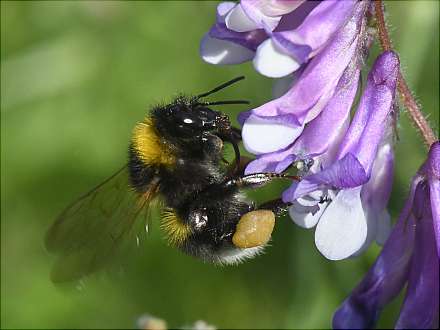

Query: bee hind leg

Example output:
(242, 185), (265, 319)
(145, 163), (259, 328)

(258, 198), (292, 217)
(232, 199), (291, 249)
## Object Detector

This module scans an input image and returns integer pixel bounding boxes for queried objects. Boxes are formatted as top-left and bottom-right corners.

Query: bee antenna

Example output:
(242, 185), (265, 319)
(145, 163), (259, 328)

(196, 76), (245, 99)
(200, 100), (250, 106)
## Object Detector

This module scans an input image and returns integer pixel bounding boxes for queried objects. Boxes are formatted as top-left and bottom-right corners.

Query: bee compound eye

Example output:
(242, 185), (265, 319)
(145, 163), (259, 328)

(189, 209), (208, 231)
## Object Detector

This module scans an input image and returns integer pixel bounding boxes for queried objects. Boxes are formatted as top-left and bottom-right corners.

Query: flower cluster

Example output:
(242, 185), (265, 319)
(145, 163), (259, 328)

(201, 0), (358, 78)
(333, 142), (439, 329)
(201, 0), (399, 260)
(200, 1), (439, 328)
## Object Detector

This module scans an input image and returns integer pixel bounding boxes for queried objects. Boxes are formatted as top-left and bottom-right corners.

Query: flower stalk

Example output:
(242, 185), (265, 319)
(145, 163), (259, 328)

(374, 0), (438, 147)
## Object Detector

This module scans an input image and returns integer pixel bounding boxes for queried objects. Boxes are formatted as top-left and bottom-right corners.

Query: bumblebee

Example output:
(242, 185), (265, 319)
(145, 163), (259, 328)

(46, 77), (297, 282)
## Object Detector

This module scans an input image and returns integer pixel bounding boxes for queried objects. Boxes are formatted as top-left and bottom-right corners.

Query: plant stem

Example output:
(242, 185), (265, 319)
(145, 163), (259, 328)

(374, 0), (438, 147)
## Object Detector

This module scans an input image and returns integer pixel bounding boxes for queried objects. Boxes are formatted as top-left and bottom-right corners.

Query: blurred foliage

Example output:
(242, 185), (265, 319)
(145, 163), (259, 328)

(1, 1), (438, 329)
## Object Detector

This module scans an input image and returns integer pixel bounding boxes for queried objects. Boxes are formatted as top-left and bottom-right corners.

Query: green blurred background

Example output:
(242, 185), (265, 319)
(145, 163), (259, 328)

(1, 1), (438, 329)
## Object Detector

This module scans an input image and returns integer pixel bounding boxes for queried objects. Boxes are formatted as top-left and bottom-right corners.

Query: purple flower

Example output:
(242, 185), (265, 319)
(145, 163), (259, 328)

(239, 2), (367, 155)
(199, 1), (439, 327)
(333, 141), (440, 329)
(200, 2), (267, 65)
(241, 51), (398, 260)
(200, 0), (357, 77)
(200, 0), (401, 261)
(284, 51), (399, 260)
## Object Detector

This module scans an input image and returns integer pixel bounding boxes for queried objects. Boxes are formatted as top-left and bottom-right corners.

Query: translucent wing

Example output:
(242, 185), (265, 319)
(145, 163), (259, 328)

(45, 166), (160, 283)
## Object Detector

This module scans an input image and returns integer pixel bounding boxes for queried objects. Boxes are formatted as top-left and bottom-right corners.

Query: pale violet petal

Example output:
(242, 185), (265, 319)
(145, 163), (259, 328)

(299, 189), (332, 203)
(289, 199), (328, 229)
(304, 76), (340, 124)
(253, 39), (300, 78)
(258, 0), (305, 17)
(375, 209), (391, 246)
(309, 189), (333, 201)
(200, 34), (255, 65)
(315, 187), (368, 260)
(289, 207), (321, 228)
(217, 2), (236, 17)
(351, 207), (377, 257)
(272, 0), (357, 61)
(296, 194), (319, 207)
(336, 51), (399, 172)
(242, 115), (304, 154)
(225, 4), (260, 32)
(240, 1), (282, 31)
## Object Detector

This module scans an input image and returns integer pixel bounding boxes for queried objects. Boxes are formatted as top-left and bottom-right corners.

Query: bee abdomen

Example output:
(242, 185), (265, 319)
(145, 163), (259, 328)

(161, 207), (191, 246)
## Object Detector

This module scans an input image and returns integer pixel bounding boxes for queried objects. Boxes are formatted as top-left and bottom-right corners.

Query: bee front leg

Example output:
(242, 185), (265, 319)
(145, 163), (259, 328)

(216, 126), (242, 176)
(200, 132), (224, 160)
(229, 126), (242, 142)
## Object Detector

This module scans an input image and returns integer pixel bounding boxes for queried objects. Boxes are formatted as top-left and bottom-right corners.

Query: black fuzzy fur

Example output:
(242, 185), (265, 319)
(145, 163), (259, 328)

(128, 96), (255, 262)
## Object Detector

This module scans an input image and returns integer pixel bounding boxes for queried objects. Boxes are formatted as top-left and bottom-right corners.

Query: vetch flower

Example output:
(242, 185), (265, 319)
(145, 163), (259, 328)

(227, 0), (306, 33)
(240, 1), (368, 155)
(199, 0), (440, 327)
(200, 0), (399, 261)
(333, 141), (440, 329)
(200, 2), (268, 65)
(282, 51), (399, 260)
(200, 0), (358, 77)
(243, 62), (360, 175)
(266, 0), (357, 72)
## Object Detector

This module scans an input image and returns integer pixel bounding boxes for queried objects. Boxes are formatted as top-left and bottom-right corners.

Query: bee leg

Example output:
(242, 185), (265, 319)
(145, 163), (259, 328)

(201, 132), (224, 160)
(217, 126), (241, 143)
(232, 156), (252, 176)
(232, 199), (291, 249)
(226, 172), (300, 189)
(202, 133), (247, 175)
(230, 126), (242, 141)
(216, 127), (242, 176)
(227, 138), (241, 176)
(258, 198), (292, 217)
(198, 173), (298, 202)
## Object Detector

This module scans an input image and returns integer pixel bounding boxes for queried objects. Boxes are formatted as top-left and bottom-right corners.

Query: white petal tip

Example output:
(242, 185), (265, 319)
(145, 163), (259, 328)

(289, 206), (321, 229)
(217, 2), (236, 17)
(314, 188), (368, 260)
(289, 194), (330, 229)
(225, 4), (259, 32)
(200, 34), (254, 65)
(242, 116), (301, 154)
(253, 39), (300, 78)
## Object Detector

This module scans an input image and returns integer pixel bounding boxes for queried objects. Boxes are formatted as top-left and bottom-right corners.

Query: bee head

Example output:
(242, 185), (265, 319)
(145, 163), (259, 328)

(152, 76), (249, 139)
(153, 97), (231, 138)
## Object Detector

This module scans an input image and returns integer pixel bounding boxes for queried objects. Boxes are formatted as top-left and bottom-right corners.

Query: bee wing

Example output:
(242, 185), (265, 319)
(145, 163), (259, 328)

(45, 166), (160, 282)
